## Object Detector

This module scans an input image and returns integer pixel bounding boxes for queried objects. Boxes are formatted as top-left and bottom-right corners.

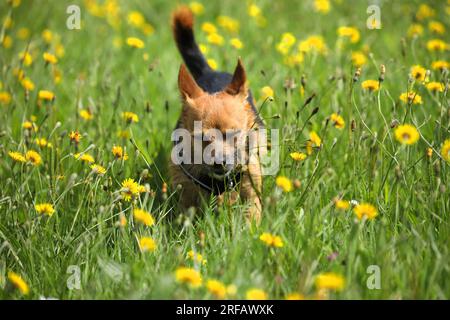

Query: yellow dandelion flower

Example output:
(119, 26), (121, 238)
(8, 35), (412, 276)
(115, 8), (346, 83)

(69, 131), (81, 143)
(314, 0), (330, 14)
(8, 151), (26, 163)
(330, 113), (345, 129)
(199, 43), (209, 55)
(90, 164), (106, 175)
(395, 124), (420, 145)
(441, 139), (450, 162)
(127, 11), (145, 28)
(207, 33), (224, 46)
(8, 272), (29, 295)
(410, 65), (427, 81)
(189, 2), (205, 15)
(298, 35), (328, 55)
(126, 37), (145, 49)
(310, 131), (322, 147)
(334, 199), (350, 210)
(120, 178), (144, 201)
(139, 237), (157, 252)
(20, 77), (34, 91)
(38, 90), (55, 101)
(133, 208), (155, 226)
(351, 51), (367, 67)
(399, 92), (423, 105)
(0, 91), (12, 104)
(217, 16), (239, 33)
(18, 51), (32, 66)
(429, 21), (445, 34)
(117, 129), (130, 139)
(427, 39), (448, 52)
(187, 250), (207, 265)
(290, 152), (307, 161)
(431, 60), (449, 71)
(337, 26), (360, 43)
(42, 29), (53, 43)
(201, 22), (217, 34)
(248, 4), (261, 17)
(121, 111), (139, 123)
(276, 32), (296, 55)
(315, 272), (345, 291)
(275, 176), (293, 193)
(43, 52), (58, 64)
(353, 203), (378, 220)
(119, 213), (127, 227)
(175, 267), (202, 288)
(286, 293), (305, 300)
(407, 24), (423, 37)
(74, 153), (95, 163)
(35, 203), (55, 216)
(206, 279), (227, 299)
(416, 4), (435, 21)
(112, 145), (129, 160)
(260, 86), (274, 100)
(35, 138), (51, 148)
(259, 232), (284, 248)
(361, 80), (380, 92)
(246, 288), (267, 300)
(79, 109), (93, 120)
(2, 35), (13, 48)
(207, 58), (218, 70)
(26, 150), (42, 166)
(230, 38), (243, 49)
(426, 82), (445, 92)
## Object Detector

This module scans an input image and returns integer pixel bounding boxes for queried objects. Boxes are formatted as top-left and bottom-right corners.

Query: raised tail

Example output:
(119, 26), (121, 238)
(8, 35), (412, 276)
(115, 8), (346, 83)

(171, 6), (211, 80)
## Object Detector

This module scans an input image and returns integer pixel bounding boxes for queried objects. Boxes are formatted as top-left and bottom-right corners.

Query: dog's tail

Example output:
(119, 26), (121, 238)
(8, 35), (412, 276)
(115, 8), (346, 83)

(172, 6), (211, 80)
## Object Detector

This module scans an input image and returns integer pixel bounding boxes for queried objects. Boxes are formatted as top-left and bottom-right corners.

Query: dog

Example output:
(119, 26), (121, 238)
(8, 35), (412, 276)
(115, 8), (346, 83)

(169, 6), (263, 222)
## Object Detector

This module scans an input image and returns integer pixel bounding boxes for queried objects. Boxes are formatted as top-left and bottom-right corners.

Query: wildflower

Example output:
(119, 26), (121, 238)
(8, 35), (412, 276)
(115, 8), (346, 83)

(127, 11), (145, 28)
(120, 178), (145, 201)
(217, 16), (239, 33)
(330, 113), (345, 129)
(307, 131), (322, 155)
(275, 176), (293, 193)
(112, 145), (129, 160)
(22, 121), (37, 131)
(189, 2), (205, 15)
(246, 288), (267, 300)
(276, 32), (296, 55)
(315, 272), (345, 291)
(90, 164), (106, 175)
(351, 51), (367, 67)
(259, 232), (284, 248)
(175, 267), (202, 288)
(42, 29), (53, 43)
(35, 138), (51, 148)
(139, 237), (157, 252)
(399, 92), (423, 105)
(248, 4), (261, 17)
(207, 33), (224, 46)
(187, 250), (207, 265)
(119, 213), (127, 227)
(290, 152), (307, 161)
(16, 27), (30, 40)
(19, 51), (32, 66)
(395, 123), (421, 145)
(441, 139), (450, 162)
(260, 86), (274, 100)
(207, 59), (218, 70)
(230, 38), (243, 49)
(121, 111), (139, 123)
(7, 272), (29, 295)
(416, 4), (435, 21)
(199, 43), (209, 55)
(407, 24), (424, 37)
(133, 208), (155, 226)
(314, 0), (330, 14)
(117, 129), (130, 139)
(35, 202), (55, 216)
(410, 65), (427, 81)
(79, 109), (93, 120)
(431, 60), (449, 71)
(69, 131), (81, 143)
(201, 22), (217, 34)
(298, 35), (328, 55)
(2, 35), (12, 48)
(360, 80), (380, 92)
(334, 199), (350, 210)
(427, 39), (447, 52)
(141, 23), (155, 36)
(43, 52), (58, 64)
(126, 37), (145, 49)
(353, 203), (378, 220)
(206, 280), (227, 299)
(429, 21), (445, 34)
(426, 82), (445, 92)
(337, 26), (360, 43)
(74, 153), (95, 163)
(286, 293), (304, 300)
(426, 148), (433, 158)
(0, 91), (12, 104)
(8, 151), (26, 163)
(26, 150), (42, 166)
(53, 68), (62, 84)
(38, 90), (55, 101)
(21, 78), (35, 91)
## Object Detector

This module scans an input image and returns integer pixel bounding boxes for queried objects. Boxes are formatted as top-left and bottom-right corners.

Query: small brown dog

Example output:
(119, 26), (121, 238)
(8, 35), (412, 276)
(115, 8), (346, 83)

(170, 6), (263, 221)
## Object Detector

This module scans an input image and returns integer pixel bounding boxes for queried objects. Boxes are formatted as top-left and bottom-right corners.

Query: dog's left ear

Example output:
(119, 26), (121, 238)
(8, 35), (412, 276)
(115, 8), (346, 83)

(225, 58), (247, 96)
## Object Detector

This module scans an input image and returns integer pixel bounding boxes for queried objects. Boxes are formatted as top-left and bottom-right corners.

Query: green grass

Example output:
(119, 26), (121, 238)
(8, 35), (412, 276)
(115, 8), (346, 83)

(0, 0), (449, 299)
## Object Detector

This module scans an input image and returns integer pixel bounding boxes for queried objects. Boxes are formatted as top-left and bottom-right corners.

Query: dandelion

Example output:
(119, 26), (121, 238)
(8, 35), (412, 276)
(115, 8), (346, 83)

(429, 21), (445, 34)
(117, 129), (130, 139)
(334, 199), (350, 210)
(290, 152), (307, 161)
(315, 272), (345, 291)
(351, 51), (367, 67)
(69, 131), (81, 143)
(426, 82), (445, 92)
(260, 86), (274, 100)
(7, 272), (29, 295)
(206, 279), (227, 299)
(440, 139), (450, 162)
(399, 92), (423, 105)
(139, 237), (157, 252)
(43, 52), (58, 64)
(22, 121), (37, 131)
(416, 4), (435, 21)
(90, 164), (106, 175)
(0, 91), (12, 104)
(8, 151), (26, 163)
(426, 148), (433, 158)
(246, 288), (267, 300)
(187, 250), (207, 265)
(79, 109), (93, 120)
(431, 60), (449, 71)
(298, 35), (328, 55)
(407, 24), (424, 37)
(286, 293), (304, 300)
(259, 232), (284, 248)
(248, 4), (261, 17)
(307, 131), (322, 155)
(189, 2), (205, 15)
(175, 267), (202, 288)
(199, 43), (209, 55)
(119, 213), (127, 227)
(21, 78), (35, 91)
(35, 203), (55, 216)
(353, 203), (378, 220)
(16, 27), (30, 39)
(19, 51), (33, 66)
(314, 0), (330, 14)
(410, 65), (427, 81)
(230, 38), (243, 49)
(35, 138), (51, 148)
(427, 39), (447, 52)
(217, 16), (239, 33)
(74, 153), (95, 163)
(133, 208), (155, 226)
(121, 111), (139, 123)
(207, 33), (224, 46)
(42, 29), (53, 43)
(330, 113), (345, 129)
(394, 124), (420, 146)
(127, 11), (145, 28)
(201, 22), (217, 34)
(120, 178), (145, 201)
(207, 58), (218, 70)
(276, 32), (296, 55)
(337, 26), (360, 43)
(26, 150), (42, 166)
(38, 90), (55, 101)
(112, 145), (129, 160)
(126, 37), (145, 49)
(275, 176), (293, 193)
(2, 35), (13, 48)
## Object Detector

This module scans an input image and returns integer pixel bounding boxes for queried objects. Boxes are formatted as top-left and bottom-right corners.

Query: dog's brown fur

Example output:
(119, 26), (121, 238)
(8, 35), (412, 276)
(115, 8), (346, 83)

(170, 7), (262, 222)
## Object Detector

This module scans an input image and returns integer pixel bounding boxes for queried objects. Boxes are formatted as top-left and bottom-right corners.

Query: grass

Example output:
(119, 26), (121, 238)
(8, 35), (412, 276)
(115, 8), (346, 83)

(0, 0), (449, 299)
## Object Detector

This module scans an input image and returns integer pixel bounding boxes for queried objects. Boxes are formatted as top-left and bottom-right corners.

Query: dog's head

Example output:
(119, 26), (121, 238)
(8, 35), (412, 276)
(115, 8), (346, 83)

(177, 59), (255, 179)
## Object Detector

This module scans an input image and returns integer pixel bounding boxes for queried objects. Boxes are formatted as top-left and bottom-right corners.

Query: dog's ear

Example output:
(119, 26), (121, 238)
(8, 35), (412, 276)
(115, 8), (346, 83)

(225, 58), (247, 96)
(178, 64), (204, 99)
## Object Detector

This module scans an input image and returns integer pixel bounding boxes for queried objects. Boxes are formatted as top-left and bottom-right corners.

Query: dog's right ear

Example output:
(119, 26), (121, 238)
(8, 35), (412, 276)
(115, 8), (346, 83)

(178, 64), (204, 100)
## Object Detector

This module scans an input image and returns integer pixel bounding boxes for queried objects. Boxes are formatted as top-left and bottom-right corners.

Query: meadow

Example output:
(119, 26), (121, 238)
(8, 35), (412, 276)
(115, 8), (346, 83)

(0, 0), (449, 300)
